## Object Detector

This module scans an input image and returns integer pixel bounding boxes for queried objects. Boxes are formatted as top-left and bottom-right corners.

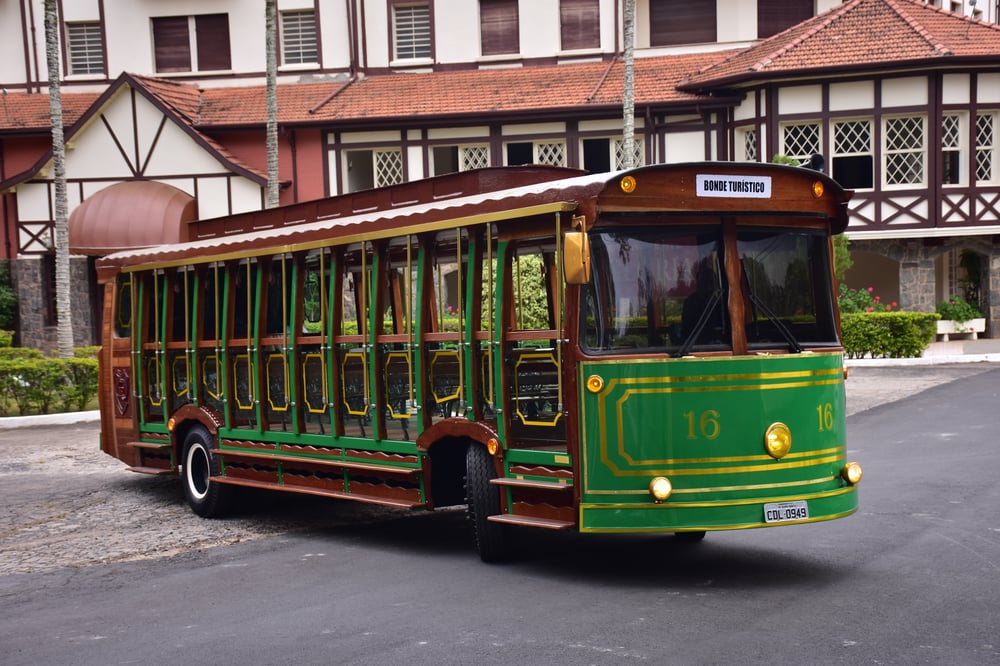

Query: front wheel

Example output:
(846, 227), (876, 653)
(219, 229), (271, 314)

(182, 425), (233, 518)
(465, 444), (511, 563)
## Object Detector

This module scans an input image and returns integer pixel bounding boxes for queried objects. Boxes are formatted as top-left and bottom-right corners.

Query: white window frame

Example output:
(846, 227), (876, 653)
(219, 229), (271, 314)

(431, 144), (491, 175)
(780, 122), (822, 163)
(280, 9), (318, 66)
(735, 127), (758, 162)
(392, 3), (432, 62)
(941, 113), (966, 187)
(831, 118), (874, 190)
(883, 115), (927, 188)
(344, 148), (405, 193)
(66, 21), (104, 76)
(976, 112), (998, 185)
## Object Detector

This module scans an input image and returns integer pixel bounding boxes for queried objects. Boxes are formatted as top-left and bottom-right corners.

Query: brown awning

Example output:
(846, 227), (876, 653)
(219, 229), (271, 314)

(69, 180), (196, 256)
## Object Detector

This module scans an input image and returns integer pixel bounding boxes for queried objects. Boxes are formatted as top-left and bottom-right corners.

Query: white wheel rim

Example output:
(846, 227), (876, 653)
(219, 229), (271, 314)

(186, 443), (210, 501)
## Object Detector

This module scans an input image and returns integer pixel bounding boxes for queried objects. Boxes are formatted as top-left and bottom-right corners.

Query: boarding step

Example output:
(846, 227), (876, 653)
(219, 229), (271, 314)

(214, 448), (421, 476)
(487, 514), (575, 530)
(490, 477), (573, 491)
(126, 466), (175, 476)
(128, 440), (172, 450)
(209, 475), (425, 509)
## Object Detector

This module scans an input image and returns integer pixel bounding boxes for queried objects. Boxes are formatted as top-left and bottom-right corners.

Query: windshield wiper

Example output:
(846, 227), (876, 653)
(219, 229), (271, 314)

(675, 287), (724, 358)
(741, 258), (803, 353)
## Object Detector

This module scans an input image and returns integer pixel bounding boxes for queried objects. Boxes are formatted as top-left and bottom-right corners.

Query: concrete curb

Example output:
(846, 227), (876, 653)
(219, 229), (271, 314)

(0, 410), (100, 429)
(845, 353), (1000, 367)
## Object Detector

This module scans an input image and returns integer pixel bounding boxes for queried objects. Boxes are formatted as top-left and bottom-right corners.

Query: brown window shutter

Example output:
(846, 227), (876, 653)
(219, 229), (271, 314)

(560, 0), (600, 51)
(152, 16), (192, 73)
(757, 0), (813, 38)
(480, 0), (519, 56)
(650, 1), (716, 46)
(195, 14), (232, 71)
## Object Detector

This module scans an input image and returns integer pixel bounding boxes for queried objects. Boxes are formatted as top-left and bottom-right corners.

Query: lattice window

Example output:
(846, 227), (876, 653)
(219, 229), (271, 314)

(613, 138), (644, 169)
(942, 114), (962, 185)
(740, 129), (757, 162)
(832, 120), (873, 189)
(535, 142), (566, 167)
(375, 150), (404, 187)
(834, 120), (870, 156)
(281, 10), (318, 65)
(884, 116), (925, 186)
(781, 123), (821, 162)
(977, 113), (996, 183)
(460, 145), (490, 171)
(67, 22), (104, 75)
(393, 4), (431, 60)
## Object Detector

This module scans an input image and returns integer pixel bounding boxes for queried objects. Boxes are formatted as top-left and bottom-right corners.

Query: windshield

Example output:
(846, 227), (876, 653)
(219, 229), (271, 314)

(581, 226), (840, 355)
(582, 228), (728, 354)
(738, 228), (838, 349)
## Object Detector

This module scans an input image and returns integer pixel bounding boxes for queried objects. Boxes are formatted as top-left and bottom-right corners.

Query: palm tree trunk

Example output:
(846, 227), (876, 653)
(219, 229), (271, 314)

(621, 0), (636, 170)
(45, 0), (73, 357)
(265, 0), (280, 209)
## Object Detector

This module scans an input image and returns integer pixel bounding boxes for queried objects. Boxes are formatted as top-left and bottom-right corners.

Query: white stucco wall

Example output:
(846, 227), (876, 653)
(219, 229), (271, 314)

(881, 77), (928, 107)
(779, 85), (823, 115)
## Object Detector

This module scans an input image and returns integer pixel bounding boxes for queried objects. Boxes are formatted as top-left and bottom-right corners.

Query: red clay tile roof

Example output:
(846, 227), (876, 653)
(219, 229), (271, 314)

(2, 52), (726, 132)
(0, 75), (266, 188)
(680, 0), (1000, 90)
(194, 52), (730, 127)
(0, 89), (100, 131)
(127, 74), (204, 123)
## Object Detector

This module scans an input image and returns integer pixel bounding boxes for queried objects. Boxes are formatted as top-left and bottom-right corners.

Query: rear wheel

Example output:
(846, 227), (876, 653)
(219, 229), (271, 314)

(465, 444), (511, 563)
(182, 425), (233, 518)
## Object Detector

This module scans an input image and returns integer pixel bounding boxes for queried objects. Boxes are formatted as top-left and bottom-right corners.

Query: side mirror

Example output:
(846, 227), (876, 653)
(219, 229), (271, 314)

(563, 230), (591, 285)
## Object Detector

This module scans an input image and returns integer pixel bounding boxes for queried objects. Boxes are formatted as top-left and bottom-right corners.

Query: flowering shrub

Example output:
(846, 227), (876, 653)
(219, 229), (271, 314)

(840, 312), (938, 359)
(838, 284), (897, 313)
(935, 295), (982, 322)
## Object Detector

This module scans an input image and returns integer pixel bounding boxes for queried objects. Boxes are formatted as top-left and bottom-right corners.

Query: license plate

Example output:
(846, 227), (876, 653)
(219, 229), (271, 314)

(763, 500), (809, 524)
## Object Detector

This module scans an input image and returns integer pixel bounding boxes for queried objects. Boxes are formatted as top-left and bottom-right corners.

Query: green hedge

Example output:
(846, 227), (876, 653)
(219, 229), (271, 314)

(0, 352), (99, 416)
(841, 312), (939, 359)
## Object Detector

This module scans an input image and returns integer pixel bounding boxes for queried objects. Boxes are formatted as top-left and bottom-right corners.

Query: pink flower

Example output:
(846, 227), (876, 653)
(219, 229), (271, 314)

(867, 287), (874, 293)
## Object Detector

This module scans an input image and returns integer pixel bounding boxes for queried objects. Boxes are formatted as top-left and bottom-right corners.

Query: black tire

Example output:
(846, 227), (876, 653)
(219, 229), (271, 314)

(465, 444), (511, 563)
(674, 530), (706, 543)
(182, 425), (233, 518)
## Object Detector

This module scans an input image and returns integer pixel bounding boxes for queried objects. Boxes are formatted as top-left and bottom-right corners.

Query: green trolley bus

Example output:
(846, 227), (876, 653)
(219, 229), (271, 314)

(96, 162), (862, 561)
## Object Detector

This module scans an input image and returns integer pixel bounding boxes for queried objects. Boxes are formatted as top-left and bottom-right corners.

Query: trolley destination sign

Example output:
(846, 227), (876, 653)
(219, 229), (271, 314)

(695, 174), (772, 198)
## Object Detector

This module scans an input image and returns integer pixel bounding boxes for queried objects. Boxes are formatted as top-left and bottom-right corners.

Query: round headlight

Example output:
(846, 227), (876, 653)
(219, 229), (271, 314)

(649, 476), (672, 502)
(841, 461), (863, 485)
(764, 422), (792, 459)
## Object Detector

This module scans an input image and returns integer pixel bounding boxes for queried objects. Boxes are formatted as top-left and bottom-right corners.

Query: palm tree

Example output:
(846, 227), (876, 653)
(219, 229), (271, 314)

(621, 0), (636, 169)
(265, 0), (279, 209)
(44, 0), (73, 357)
